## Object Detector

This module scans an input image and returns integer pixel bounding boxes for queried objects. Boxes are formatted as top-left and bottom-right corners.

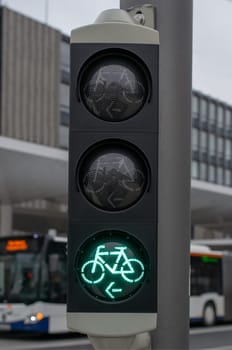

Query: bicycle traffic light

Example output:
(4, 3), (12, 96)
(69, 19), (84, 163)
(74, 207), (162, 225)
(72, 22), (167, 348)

(67, 9), (159, 337)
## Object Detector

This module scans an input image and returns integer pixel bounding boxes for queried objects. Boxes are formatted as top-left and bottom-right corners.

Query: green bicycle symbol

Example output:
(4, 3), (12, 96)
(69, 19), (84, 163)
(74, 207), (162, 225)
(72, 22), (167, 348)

(80, 244), (145, 285)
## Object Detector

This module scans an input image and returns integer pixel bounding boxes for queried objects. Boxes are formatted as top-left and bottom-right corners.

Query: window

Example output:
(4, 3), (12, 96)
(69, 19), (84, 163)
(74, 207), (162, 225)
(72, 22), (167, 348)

(191, 256), (222, 296)
(40, 242), (67, 303)
(200, 162), (207, 181)
(60, 41), (70, 71)
(209, 133), (216, 156)
(3, 253), (40, 303)
(192, 128), (199, 151)
(217, 105), (224, 128)
(217, 137), (224, 157)
(209, 102), (216, 125)
(60, 84), (70, 110)
(61, 70), (70, 84)
(225, 109), (232, 129)
(59, 126), (68, 149)
(60, 110), (70, 127)
(192, 95), (199, 118)
(225, 170), (231, 186)
(200, 99), (207, 122)
(200, 131), (207, 152)
(217, 167), (224, 185)
(209, 165), (216, 183)
(225, 139), (231, 161)
(191, 161), (199, 179)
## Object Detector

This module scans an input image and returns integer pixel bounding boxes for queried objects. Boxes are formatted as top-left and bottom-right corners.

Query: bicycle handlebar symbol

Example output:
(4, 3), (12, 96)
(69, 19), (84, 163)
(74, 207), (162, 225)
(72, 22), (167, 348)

(80, 245), (145, 285)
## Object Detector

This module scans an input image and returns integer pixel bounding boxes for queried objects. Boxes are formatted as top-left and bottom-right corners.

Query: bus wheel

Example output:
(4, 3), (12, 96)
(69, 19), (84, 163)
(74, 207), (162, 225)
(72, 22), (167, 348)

(203, 302), (216, 326)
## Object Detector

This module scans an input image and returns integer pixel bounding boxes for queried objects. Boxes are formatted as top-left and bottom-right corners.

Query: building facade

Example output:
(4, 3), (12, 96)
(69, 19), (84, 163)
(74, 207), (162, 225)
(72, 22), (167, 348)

(192, 91), (232, 187)
(0, 7), (232, 238)
(0, 7), (69, 236)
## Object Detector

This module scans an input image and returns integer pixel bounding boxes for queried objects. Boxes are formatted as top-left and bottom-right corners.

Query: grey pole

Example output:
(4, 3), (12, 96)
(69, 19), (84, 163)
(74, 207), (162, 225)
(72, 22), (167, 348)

(120, 1), (192, 349)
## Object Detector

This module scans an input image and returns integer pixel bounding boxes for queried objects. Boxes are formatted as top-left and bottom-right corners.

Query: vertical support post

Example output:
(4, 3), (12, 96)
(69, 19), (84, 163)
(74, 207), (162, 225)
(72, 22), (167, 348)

(0, 204), (13, 236)
(121, 1), (192, 349)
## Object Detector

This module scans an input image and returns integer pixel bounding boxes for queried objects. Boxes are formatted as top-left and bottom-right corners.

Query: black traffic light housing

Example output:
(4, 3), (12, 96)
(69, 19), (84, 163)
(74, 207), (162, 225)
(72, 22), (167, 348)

(67, 9), (159, 337)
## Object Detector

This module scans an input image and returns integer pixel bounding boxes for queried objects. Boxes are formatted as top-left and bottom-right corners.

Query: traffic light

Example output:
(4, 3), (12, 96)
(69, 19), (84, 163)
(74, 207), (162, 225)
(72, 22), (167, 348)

(67, 9), (159, 337)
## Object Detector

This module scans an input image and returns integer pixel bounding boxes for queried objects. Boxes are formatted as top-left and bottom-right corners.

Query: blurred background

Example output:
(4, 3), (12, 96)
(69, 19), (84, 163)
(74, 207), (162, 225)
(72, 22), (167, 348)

(0, 1), (232, 347)
(0, 0), (232, 243)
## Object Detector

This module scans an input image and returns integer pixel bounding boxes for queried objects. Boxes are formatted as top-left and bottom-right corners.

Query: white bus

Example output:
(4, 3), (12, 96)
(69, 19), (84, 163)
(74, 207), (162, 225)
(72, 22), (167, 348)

(190, 244), (232, 326)
(0, 231), (67, 333)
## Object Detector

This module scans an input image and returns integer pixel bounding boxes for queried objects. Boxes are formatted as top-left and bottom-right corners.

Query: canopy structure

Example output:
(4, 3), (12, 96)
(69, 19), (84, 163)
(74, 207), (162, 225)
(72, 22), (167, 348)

(193, 239), (232, 251)
(191, 179), (232, 229)
(0, 136), (68, 204)
(1, 136), (232, 230)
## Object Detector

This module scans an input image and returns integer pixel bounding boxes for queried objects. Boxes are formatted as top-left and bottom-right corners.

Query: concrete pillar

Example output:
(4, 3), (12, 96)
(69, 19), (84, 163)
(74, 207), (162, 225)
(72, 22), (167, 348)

(0, 204), (13, 236)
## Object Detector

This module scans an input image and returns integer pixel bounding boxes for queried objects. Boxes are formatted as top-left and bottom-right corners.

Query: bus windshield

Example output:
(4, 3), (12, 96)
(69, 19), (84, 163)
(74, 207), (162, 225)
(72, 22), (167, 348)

(0, 253), (40, 303)
(0, 236), (67, 305)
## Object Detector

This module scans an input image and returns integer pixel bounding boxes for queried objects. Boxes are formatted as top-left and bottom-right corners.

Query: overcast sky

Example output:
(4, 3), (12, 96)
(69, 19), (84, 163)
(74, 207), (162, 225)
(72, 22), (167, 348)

(2, 0), (232, 105)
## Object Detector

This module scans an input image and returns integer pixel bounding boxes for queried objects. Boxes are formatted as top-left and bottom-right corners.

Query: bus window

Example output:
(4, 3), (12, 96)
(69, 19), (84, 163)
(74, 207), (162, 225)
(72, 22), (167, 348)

(0, 256), (16, 302)
(40, 260), (49, 300)
(40, 242), (67, 303)
(6, 253), (40, 303)
(0, 235), (69, 334)
(191, 256), (222, 296)
(48, 253), (66, 302)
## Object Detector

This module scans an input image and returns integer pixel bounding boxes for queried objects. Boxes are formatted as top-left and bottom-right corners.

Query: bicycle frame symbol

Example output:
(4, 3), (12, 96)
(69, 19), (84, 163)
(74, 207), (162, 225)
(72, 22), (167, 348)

(80, 245), (145, 285)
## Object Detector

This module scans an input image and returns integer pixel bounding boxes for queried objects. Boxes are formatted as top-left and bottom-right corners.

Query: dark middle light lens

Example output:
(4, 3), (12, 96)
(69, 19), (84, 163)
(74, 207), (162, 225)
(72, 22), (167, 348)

(78, 142), (148, 211)
(80, 54), (148, 121)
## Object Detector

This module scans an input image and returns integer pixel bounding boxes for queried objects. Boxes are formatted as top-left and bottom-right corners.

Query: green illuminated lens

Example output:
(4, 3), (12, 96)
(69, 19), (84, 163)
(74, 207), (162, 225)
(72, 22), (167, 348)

(74, 231), (149, 302)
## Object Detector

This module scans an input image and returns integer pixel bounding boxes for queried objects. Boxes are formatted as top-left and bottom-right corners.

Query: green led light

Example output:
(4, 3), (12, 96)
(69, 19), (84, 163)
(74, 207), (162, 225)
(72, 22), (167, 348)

(81, 245), (145, 285)
(74, 231), (149, 302)
(105, 282), (122, 300)
(81, 260), (105, 284)
(201, 256), (219, 263)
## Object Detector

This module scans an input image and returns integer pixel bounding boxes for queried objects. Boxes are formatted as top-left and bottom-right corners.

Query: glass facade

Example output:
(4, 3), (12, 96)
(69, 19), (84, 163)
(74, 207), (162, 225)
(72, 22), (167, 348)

(191, 92), (232, 187)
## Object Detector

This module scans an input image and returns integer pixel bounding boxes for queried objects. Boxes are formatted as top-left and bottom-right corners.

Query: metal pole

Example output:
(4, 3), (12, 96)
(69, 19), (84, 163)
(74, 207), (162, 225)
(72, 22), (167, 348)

(120, 1), (192, 349)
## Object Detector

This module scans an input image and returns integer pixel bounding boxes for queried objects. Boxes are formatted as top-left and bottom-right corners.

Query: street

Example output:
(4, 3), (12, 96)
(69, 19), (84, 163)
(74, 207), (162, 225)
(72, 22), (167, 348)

(0, 333), (91, 350)
(190, 325), (232, 349)
(1, 325), (232, 350)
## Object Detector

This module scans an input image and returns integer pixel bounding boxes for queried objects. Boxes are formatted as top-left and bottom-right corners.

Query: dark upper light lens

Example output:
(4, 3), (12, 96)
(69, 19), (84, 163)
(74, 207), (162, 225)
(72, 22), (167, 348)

(78, 142), (148, 211)
(80, 54), (148, 121)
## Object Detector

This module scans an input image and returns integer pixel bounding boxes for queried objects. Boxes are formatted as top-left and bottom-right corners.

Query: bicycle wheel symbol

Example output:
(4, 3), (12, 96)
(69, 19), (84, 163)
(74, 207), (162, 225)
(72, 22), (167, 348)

(121, 258), (145, 283)
(81, 260), (105, 285)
